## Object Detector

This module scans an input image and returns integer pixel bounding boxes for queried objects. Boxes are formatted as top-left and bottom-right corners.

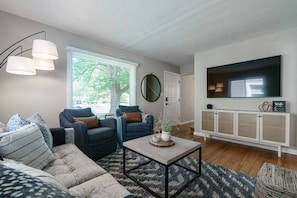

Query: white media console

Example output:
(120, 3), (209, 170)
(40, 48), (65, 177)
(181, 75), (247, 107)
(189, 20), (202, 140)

(200, 109), (290, 157)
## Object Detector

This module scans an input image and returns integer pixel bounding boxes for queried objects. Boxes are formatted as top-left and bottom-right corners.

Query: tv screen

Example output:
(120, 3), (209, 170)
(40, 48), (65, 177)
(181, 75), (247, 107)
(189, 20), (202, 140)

(207, 55), (281, 98)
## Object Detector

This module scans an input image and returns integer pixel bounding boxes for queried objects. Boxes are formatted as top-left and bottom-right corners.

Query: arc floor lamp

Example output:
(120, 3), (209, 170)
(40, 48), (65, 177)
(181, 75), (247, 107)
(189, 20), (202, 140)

(0, 31), (58, 75)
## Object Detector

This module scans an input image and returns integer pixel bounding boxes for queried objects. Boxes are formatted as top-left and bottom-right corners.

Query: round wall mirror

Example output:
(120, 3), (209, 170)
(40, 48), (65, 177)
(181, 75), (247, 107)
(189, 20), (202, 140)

(141, 74), (161, 102)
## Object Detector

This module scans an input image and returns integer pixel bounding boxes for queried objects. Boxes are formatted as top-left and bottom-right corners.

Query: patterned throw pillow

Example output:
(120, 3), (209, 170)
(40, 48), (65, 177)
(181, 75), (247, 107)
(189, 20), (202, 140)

(6, 113), (53, 149)
(0, 123), (56, 170)
(0, 163), (74, 197)
(5, 114), (30, 131)
(27, 113), (53, 149)
(1, 158), (69, 192)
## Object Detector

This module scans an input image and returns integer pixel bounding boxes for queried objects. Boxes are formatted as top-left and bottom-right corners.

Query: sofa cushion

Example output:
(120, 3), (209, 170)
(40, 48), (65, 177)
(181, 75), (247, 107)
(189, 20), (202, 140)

(1, 158), (69, 192)
(126, 122), (152, 133)
(44, 144), (106, 188)
(123, 112), (142, 123)
(64, 108), (94, 122)
(87, 127), (115, 145)
(73, 116), (100, 129)
(0, 123), (56, 170)
(69, 173), (130, 198)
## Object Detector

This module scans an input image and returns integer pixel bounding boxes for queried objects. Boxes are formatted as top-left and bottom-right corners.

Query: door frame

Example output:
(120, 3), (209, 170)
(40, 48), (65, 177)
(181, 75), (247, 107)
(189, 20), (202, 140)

(164, 71), (181, 125)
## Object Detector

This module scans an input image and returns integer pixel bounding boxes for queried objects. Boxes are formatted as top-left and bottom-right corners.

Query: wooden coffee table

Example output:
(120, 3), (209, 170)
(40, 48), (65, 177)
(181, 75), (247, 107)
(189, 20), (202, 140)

(123, 135), (201, 198)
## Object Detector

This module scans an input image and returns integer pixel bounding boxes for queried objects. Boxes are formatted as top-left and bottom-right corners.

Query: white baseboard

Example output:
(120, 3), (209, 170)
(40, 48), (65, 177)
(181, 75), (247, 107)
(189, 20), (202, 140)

(193, 131), (297, 156)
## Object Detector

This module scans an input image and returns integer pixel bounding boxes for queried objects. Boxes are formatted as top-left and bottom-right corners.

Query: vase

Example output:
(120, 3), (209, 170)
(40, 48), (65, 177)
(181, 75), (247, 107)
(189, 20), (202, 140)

(161, 131), (171, 142)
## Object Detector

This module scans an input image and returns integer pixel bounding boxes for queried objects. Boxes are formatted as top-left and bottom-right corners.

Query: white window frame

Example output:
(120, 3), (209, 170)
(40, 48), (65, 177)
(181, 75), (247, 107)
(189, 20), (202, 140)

(66, 46), (138, 108)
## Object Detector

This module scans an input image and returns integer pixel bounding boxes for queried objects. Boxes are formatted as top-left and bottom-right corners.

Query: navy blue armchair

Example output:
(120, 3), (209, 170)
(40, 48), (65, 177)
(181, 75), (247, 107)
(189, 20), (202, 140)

(59, 108), (117, 160)
(116, 105), (154, 147)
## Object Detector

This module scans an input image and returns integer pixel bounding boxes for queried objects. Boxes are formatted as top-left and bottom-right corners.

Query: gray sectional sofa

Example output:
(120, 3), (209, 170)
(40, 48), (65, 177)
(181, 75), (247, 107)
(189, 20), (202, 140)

(0, 121), (131, 197)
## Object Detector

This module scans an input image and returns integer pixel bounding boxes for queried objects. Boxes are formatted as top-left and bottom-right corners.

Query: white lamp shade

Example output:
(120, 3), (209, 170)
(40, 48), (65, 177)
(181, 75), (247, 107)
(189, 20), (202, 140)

(32, 39), (58, 60)
(6, 56), (36, 75)
(34, 57), (55, 70)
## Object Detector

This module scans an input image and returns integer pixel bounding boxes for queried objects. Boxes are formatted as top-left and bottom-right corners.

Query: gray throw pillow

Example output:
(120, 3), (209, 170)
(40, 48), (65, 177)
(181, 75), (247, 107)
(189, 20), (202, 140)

(27, 113), (53, 149)
(0, 123), (56, 170)
(6, 113), (53, 149)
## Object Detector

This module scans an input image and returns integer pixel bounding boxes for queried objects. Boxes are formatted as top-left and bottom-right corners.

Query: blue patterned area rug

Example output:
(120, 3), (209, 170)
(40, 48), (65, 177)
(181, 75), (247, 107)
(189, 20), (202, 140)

(97, 149), (256, 198)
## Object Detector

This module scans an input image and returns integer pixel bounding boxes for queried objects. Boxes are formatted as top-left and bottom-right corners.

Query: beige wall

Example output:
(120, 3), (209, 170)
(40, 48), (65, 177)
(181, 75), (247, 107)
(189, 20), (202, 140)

(195, 27), (297, 150)
(0, 11), (179, 127)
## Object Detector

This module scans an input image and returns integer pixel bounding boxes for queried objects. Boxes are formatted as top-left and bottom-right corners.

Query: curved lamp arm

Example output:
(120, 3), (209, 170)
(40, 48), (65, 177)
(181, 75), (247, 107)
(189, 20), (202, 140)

(0, 31), (46, 69)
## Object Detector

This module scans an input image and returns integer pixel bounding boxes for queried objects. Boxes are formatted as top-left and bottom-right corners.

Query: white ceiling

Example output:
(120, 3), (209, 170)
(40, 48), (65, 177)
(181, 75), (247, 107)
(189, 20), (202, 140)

(1, 0), (297, 66)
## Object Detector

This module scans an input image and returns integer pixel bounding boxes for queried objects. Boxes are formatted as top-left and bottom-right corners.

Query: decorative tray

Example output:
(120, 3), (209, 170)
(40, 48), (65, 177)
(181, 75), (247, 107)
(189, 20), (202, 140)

(149, 139), (175, 147)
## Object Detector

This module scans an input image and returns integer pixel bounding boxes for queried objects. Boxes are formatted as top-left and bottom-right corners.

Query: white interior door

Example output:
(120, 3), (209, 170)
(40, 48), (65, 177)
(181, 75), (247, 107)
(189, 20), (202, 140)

(164, 71), (180, 126)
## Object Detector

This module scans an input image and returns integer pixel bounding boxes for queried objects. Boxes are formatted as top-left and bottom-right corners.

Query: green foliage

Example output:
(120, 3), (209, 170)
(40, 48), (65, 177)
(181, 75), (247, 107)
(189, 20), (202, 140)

(155, 112), (172, 132)
(71, 56), (130, 112)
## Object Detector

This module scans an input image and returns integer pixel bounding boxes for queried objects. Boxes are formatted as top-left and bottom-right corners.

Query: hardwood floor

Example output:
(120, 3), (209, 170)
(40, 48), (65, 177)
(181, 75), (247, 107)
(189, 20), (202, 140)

(172, 123), (297, 177)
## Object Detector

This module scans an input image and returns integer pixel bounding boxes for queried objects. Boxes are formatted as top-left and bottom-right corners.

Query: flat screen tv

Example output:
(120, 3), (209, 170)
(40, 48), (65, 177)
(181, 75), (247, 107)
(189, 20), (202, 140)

(207, 55), (281, 98)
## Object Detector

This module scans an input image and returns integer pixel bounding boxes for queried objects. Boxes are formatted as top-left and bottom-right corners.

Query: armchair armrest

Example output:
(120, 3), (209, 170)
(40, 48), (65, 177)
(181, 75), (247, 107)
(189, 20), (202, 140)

(116, 116), (127, 146)
(142, 114), (154, 130)
(99, 117), (117, 129)
(50, 127), (74, 147)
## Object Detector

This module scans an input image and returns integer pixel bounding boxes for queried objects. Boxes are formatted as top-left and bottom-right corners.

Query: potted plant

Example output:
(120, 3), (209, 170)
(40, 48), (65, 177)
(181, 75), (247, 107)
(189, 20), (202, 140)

(154, 113), (172, 142)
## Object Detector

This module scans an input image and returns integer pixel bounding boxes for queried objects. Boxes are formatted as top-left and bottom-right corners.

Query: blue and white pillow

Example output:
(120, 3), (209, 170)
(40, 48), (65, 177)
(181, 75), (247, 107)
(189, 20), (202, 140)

(6, 113), (53, 149)
(5, 114), (30, 131)
(27, 113), (53, 149)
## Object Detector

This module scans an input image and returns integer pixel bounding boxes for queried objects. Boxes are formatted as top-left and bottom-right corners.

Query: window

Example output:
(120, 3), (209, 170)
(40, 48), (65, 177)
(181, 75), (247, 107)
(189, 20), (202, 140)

(230, 78), (264, 97)
(67, 47), (138, 118)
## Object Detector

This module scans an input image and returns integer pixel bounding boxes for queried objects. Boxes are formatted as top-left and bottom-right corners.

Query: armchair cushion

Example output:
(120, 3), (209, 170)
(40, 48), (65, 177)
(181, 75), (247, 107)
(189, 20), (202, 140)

(126, 122), (152, 133)
(64, 107), (94, 122)
(123, 112), (142, 123)
(73, 116), (100, 128)
(117, 105), (141, 115)
(87, 127), (116, 145)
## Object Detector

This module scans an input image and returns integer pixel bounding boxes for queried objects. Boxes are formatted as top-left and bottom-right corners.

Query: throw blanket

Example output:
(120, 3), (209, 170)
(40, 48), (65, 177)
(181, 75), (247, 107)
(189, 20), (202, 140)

(0, 164), (74, 198)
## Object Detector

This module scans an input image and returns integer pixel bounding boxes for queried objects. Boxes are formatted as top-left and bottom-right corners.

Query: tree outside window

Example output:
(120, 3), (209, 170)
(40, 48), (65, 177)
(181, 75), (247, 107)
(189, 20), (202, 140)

(67, 48), (137, 118)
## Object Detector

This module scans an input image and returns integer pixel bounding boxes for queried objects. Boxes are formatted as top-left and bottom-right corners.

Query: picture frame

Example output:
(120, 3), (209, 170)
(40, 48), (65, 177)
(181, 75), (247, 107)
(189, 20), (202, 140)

(272, 101), (286, 112)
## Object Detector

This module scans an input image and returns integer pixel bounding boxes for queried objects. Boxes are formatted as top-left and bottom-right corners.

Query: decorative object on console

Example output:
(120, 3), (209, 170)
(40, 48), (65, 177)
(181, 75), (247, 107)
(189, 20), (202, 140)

(0, 31), (58, 75)
(258, 101), (272, 112)
(207, 104), (213, 109)
(272, 101), (286, 112)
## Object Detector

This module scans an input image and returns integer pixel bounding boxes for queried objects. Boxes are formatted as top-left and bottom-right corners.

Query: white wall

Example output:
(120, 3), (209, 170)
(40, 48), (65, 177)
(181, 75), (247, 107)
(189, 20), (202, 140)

(195, 27), (297, 149)
(180, 63), (194, 76)
(0, 11), (179, 127)
(180, 74), (194, 123)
